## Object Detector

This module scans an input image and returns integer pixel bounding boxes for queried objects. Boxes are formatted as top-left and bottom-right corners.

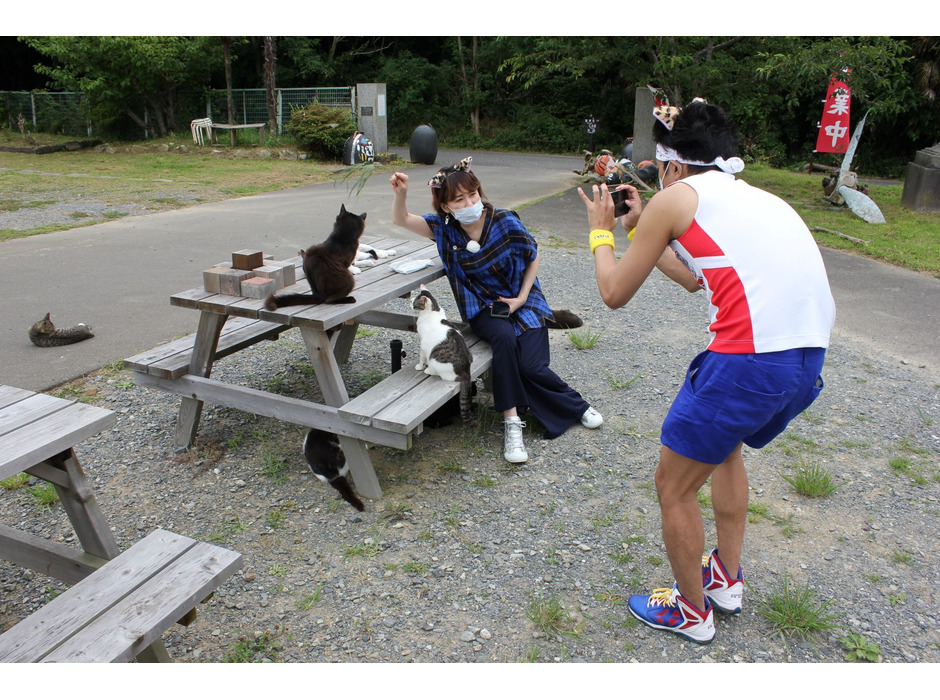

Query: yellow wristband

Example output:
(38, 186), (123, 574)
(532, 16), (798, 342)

(627, 227), (636, 241)
(590, 229), (615, 255)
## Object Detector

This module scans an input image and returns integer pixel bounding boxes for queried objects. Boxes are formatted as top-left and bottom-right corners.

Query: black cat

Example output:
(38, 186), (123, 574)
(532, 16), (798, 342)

(303, 429), (364, 511)
(265, 204), (367, 310)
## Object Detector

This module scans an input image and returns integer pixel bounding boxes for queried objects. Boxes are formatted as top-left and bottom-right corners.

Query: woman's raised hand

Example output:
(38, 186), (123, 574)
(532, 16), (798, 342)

(389, 171), (409, 195)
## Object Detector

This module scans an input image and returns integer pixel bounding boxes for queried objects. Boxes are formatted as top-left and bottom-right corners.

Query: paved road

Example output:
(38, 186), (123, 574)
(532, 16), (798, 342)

(2, 148), (937, 392)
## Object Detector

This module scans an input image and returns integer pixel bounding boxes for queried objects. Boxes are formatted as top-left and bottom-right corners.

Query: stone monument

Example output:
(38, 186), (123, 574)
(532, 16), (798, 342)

(901, 143), (940, 212)
(632, 86), (657, 164)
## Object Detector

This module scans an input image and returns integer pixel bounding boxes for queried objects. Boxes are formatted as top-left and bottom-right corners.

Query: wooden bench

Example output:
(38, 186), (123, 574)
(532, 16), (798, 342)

(0, 529), (242, 663)
(210, 122), (267, 147)
(339, 331), (493, 435)
(125, 316), (285, 380)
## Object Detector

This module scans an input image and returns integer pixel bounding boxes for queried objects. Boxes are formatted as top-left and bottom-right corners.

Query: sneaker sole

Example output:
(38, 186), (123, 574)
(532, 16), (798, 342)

(628, 607), (715, 645)
(706, 597), (742, 615)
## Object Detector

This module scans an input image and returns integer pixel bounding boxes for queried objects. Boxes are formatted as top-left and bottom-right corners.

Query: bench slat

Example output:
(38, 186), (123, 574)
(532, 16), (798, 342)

(124, 317), (285, 379)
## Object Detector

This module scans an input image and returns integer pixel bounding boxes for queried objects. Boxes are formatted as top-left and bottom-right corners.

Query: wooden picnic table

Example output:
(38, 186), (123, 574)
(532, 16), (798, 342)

(0, 385), (244, 662)
(125, 235), (493, 501)
(0, 384), (120, 583)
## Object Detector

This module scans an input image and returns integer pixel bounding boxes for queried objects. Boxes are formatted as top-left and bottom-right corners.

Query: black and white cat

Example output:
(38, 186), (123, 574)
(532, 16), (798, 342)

(303, 429), (364, 511)
(412, 286), (475, 423)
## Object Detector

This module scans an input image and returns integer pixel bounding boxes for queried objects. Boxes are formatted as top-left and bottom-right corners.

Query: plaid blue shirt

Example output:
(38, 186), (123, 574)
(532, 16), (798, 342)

(424, 206), (554, 335)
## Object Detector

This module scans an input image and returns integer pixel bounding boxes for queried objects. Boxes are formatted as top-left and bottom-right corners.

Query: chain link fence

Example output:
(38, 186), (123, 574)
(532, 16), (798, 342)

(1, 87), (356, 139)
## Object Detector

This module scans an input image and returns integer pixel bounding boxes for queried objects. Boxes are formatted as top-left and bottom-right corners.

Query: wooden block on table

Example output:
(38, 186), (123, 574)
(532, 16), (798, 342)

(270, 260), (297, 287)
(219, 269), (253, 296)
(240, 276), (277, 299)
(252, 265), (287, 289)
(232, 249), (264, 271)
(202, 267), (230, 293)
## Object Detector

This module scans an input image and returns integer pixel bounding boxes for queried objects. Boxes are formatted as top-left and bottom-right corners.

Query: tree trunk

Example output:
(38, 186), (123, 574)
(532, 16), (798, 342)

(263, 36), (277, 140)
(222, 36), (236, 125)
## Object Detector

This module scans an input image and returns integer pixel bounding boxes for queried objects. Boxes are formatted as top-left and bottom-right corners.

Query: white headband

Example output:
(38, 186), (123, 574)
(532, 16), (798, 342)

(655, 143), (745, 174)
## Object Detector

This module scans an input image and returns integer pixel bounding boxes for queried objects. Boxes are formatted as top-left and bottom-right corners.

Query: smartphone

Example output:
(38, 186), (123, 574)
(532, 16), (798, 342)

(610, 188), (631, 217)
(490, 300), (511, 318)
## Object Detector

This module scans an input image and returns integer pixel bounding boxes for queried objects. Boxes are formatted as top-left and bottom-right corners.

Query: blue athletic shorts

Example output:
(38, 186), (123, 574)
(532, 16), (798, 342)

(661, 348), (826, 465)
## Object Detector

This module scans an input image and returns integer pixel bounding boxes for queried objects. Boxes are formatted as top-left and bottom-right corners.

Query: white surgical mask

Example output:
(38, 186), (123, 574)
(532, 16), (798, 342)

(450, 199), (484, 225)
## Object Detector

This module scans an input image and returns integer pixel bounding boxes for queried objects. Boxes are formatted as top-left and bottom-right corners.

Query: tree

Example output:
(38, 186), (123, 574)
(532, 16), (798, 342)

(263, 37), (277, 137)
(21, 36), (218, 138)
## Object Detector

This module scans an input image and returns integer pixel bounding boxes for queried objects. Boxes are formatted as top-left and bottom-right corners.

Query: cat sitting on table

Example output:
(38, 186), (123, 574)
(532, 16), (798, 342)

(264, 204), (396, 310)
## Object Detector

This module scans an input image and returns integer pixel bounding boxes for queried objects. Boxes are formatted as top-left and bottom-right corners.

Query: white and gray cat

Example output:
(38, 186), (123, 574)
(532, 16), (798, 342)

(413, 286), (475, 424)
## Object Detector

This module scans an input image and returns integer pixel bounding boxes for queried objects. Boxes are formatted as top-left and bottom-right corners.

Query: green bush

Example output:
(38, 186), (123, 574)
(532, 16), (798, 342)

(286, 102), (354, 159)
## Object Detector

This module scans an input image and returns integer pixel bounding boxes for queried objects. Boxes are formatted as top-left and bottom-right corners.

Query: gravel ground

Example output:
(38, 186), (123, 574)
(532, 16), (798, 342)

(1, 240), (938, 665)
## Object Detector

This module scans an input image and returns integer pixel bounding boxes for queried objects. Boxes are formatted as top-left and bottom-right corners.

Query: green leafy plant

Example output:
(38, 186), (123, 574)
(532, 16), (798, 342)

(285, 102), (354, 159)
(224, 631), (282, 663)
(756, 575), (839, 641)
(28, 482), (59, 507)
(840, 632), (882, 662)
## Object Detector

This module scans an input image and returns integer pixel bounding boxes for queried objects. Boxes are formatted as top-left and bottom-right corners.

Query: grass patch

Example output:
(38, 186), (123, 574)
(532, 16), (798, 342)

(783, 460), (839, 498)
(567, 328), (605, 350)
(28, 483), (59, 507)
(297, 583), (325, 611)
(344, 539), (383, 559)
(739, 163), (940, 278)
(224, 631), (282, 663)
(1, 473), (30, 490)
(756, 575), (839, 641)
(525, 594), (580, 638)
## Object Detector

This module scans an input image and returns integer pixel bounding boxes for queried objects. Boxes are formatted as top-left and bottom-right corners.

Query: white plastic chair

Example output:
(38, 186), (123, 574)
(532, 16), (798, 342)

(190, 118), (212, 146)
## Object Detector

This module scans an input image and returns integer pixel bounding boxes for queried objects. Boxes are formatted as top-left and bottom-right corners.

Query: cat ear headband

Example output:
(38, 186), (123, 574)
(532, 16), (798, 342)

(428, 156), (473, 188)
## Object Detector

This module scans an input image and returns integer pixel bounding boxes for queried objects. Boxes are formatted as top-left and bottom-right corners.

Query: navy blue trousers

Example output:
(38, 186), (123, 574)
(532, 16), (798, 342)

(469, 312), (589, 439)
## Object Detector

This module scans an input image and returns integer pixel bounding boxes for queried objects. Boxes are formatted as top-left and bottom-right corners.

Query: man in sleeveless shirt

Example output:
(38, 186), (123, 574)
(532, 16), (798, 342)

(579, 100), (835, 644)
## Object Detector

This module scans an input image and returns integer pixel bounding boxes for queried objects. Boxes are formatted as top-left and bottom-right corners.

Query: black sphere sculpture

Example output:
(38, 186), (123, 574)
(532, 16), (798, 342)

(410, 125), (438, 165)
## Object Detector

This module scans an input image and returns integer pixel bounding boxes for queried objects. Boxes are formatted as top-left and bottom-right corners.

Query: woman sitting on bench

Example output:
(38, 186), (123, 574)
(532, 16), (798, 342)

(389, 157), (603, 464)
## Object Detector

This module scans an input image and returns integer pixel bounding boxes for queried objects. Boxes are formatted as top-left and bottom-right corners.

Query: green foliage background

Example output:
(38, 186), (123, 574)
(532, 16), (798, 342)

(10, 36), (940, 177)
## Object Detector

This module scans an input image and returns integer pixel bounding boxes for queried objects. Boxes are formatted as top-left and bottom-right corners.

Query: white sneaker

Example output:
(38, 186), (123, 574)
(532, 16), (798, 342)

(504, 417), (528, 463)
(580, 406), (603, 429)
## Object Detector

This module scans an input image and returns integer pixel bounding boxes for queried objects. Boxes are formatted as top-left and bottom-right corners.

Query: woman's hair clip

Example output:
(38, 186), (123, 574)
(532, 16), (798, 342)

(428, 156), (473, 188)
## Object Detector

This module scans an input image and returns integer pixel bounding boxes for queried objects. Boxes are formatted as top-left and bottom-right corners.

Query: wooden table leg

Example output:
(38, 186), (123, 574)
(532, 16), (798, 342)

(175, 311), (227, 447)
(300, 326), (382, 499)
(38, 448), (121, 561)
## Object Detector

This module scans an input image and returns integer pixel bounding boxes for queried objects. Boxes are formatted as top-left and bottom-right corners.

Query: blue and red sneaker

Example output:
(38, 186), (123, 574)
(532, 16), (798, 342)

(702, 549), (743, 614)
(628, 586), (715, 644)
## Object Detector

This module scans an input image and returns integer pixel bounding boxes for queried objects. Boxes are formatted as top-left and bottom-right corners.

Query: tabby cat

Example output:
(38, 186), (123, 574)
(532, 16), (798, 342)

(413, 286), (475, 423)
(28, 313), (94, 347)
(303, 429), (364, 511)
(265, 204), (367, 310)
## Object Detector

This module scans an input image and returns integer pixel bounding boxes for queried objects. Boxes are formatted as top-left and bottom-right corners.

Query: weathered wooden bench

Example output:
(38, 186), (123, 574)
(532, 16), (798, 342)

(339, 330), (493, 435)
(210, 122), (267, 147)
(125, 315), (286, 380)
(0, 529), (242, 663)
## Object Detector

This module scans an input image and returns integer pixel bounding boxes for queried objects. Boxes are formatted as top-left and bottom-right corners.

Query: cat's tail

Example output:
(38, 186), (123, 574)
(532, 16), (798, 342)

(459, 379), (477, 425)
(329, 475), (365, 511)
(264, 292), (319, 310)
(545, 309), (583, 329)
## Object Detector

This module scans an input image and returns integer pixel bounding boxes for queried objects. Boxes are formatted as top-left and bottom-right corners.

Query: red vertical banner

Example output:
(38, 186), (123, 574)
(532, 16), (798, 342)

(815, 76), (852, 153)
